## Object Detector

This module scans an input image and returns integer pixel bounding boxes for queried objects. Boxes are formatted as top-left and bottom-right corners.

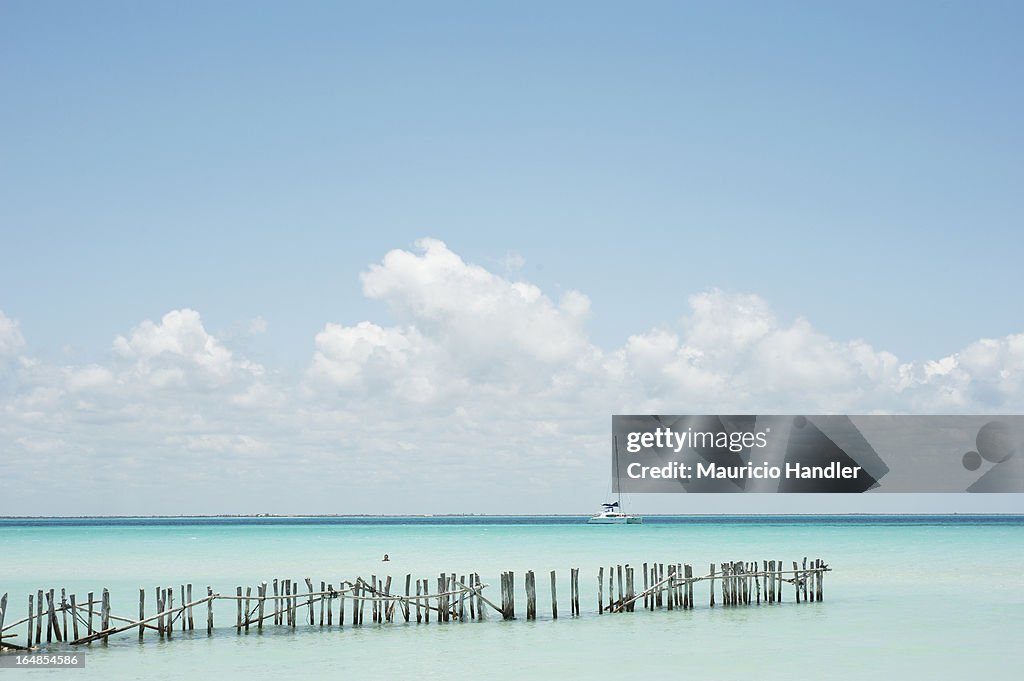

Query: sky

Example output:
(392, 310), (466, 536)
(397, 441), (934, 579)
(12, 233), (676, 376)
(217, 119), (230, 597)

(1, 1), (1023, 515)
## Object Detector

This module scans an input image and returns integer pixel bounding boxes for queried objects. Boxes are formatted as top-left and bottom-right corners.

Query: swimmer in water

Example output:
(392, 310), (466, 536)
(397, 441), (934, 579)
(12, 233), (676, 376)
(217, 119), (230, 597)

(382, 553), (390, 562)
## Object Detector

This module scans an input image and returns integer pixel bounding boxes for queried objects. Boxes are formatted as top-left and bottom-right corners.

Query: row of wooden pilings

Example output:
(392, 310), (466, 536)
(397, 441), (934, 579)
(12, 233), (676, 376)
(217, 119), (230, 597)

(0, 558), (828, 649)
(499, 558), (826, 619)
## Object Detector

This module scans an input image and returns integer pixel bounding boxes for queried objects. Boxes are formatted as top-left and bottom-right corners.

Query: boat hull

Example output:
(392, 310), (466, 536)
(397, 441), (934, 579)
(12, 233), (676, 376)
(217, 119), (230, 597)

(587, 515), (643, 525)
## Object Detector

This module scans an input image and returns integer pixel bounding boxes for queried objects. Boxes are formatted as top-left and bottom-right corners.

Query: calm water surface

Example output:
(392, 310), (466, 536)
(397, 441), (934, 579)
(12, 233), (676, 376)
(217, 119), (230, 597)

(1, 516), (1021, 680)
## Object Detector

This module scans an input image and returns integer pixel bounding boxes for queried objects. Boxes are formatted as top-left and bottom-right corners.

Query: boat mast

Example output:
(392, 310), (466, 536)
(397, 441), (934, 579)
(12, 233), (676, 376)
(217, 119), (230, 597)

(613, 435), (622, 511)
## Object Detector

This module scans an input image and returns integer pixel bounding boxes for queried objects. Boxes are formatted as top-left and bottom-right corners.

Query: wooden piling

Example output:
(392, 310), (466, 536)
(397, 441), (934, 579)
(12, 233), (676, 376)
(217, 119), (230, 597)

(44, 590), (53, 642)
(35, 590), (42, 645)
(422, 579), (429, 624)
(86, 591), (93, 640)
(236, 587), (242, 632)
(165, 587), (172, 639)
(709, 564), (715, 607)
(60, 588), (68, 642)
(616, 565), (624, 611)
(659, 561), (667, 606)
(272, 579), (279, 626)
(506, 571), (516, 620)
(156, 589), (164, 637)
(526, 571), (536, 620)
(549, 570), (557, 619)
(777, 558), (783, 602)
(458, 574), (466, 621)
(802, 558), (809, 602)
(404, 574), (412, 623)
(571, 568), (580, 616)
(597, 567), (604, 614)
(385, 576), (394, 623)
(642, 562), (649, 609)
(357, 581), (365, 625)
(138, 589), (145, 640)
(258, 583), (266, 630)
(817, 559), (824, 600)
(101, 589), (110, 643)
(187, 584), (194, 630)
(245, 587), (252, 632)
(207, 586), (214, 634)
(281, 580), (288, 627)
(666, 565), (675, 611)
(26, 593), (33, 647)
(501, 572), (508, 620)
(722, 564), (729, 606)
(305, 578), (314, 626)
(685, 564), (693, 609)
(437, 575), (445, 623)
(292, 579), (298, 627)
(70, 593), (79, 641)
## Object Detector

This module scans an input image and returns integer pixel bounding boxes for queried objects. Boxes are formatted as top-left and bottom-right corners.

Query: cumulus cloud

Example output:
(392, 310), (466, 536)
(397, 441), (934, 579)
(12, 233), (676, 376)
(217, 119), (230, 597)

(307, 244), (1024, 415)
(2, 239), (1023, 514)
(360, 238), (591, 364)
(0, 309), (26, 358)
(113, 308), (262, 389)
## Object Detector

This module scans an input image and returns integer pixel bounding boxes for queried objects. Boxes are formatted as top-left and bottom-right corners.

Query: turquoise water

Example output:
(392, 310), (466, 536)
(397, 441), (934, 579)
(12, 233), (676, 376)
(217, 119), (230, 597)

(1, 516), (1022, 680)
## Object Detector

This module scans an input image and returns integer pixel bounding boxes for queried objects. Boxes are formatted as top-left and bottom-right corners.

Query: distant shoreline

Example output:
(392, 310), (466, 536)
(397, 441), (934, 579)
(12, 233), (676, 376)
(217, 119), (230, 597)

(2, 512), (1022, 520)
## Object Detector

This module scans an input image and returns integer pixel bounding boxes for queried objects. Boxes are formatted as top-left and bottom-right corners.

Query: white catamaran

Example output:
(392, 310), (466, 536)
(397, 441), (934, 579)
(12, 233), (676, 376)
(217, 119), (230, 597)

(588, 436), (642, 524)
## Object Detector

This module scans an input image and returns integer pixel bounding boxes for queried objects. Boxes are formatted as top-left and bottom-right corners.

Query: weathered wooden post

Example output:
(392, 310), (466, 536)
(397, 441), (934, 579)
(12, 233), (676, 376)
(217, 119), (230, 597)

(26, 593), (33, 647)
(101, 589), (110, 643)
(35, 590), (43, 645)
(70, 593), (79, 641)
(304, 578), (314, 626)
(245, 586), (253, 632)
(207, 586), (214, 634)
(709, 564), (716, 607)
(165, 586), (172, 639)
(138, 588), (145, 640)
(685, 564), (693, 609)
(156, 589), (164, 637)
(817, 559), (825, 600)
(573, 568), (581, 616)
(187, 584), (194, 631)
(546, 570), (556, 619)
(404, 574), (412, 623)
(236, 587), (243, 632)
(525, 571), (536, 620)
(84, 590), (93, 641)
(385, 576), (394, 623)
(258, 583), (265, 630)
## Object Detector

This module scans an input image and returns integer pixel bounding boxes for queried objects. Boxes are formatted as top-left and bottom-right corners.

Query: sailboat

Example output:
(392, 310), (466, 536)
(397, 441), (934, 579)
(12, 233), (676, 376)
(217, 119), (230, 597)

(587, 436), (642, 524)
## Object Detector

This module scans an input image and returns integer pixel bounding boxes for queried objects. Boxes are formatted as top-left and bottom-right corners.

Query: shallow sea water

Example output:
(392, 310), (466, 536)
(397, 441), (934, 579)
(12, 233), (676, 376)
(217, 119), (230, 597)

(1, 516), (1021, 680)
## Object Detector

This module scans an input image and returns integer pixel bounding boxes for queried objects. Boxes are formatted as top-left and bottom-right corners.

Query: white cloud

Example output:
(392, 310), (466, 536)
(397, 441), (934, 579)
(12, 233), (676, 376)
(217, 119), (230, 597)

(0, 309), (26, 358)
(2, 240), (1023, 514)
(112, 308), (262, 389)
(360, 238), (591, 365)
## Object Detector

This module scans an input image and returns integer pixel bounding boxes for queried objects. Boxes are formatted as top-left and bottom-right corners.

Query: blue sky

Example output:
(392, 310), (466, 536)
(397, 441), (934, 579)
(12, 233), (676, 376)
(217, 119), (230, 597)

(1, 1), (1022, 514)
